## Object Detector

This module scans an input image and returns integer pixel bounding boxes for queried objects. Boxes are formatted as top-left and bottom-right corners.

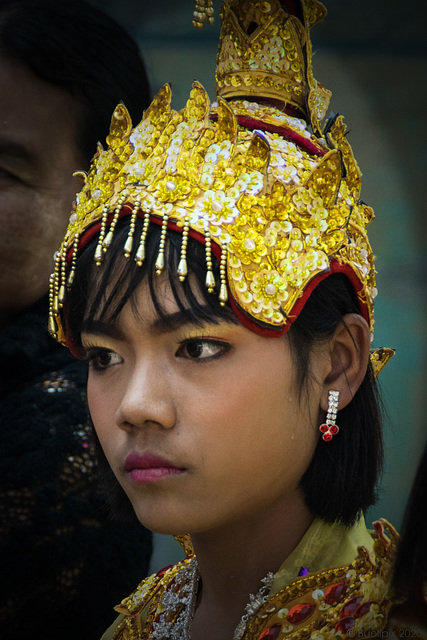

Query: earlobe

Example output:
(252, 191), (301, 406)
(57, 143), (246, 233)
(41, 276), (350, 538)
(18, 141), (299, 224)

(320, 313), (371, 412)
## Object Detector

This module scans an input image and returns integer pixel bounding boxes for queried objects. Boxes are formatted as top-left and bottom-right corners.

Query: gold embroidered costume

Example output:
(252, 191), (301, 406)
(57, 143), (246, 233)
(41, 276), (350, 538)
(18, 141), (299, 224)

(101, 519), (402, 639)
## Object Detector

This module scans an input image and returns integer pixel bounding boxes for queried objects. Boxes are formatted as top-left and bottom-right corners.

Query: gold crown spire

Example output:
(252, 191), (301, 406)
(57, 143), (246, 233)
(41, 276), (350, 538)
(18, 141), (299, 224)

(215, 0), (331, 134)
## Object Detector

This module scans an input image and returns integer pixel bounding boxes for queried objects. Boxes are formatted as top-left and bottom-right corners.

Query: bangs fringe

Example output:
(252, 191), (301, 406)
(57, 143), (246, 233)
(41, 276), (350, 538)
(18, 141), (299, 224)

(65, 217), (238, 352)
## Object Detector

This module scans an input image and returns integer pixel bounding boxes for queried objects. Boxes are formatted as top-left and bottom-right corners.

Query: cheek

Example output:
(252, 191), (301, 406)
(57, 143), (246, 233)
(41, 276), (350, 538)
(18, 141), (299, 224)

(0, 191), (34, 252)
(0, 187), (75, 288)
(33, 188), (76, 246)
(180, 375), (319, 531)
(87, 376), (117, 443)
(188, 357), (318, 481)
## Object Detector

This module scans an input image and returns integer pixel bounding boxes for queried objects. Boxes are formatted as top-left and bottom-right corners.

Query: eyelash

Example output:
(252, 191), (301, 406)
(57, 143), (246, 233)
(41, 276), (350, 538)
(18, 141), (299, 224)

(176, 337), (231, 362)
(84, 347), (121, 372)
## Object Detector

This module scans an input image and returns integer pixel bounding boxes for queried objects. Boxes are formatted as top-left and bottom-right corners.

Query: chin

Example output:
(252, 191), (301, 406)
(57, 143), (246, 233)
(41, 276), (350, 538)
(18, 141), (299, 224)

(132, 505), (192, 536)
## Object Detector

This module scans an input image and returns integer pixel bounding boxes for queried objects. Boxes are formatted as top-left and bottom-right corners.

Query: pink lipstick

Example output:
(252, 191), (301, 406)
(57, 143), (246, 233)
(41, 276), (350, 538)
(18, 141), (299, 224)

(124, 452), (184, 483)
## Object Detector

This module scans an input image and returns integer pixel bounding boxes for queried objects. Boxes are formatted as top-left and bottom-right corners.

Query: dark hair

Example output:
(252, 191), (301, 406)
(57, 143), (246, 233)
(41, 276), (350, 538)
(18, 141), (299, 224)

(294, 277), (383, 526)
(0, 0), (150, 162)
(65, 216), (383, 527)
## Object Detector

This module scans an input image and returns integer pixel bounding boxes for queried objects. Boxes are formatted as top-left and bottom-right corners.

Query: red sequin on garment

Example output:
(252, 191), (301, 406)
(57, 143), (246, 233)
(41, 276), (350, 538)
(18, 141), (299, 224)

(259, 623), (282, 639)
(335, 616), (355, 633)
(355, 601), (372, 618)
(287, 603), (315, 624)
(340, 595), (363, 617)
(324, 581), (349, 604)
(156, 564), (174, 578)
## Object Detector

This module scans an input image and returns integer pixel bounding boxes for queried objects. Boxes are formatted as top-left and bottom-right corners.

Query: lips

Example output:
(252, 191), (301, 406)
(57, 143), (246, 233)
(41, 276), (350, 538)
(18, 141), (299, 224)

(124, 452), (184, 483)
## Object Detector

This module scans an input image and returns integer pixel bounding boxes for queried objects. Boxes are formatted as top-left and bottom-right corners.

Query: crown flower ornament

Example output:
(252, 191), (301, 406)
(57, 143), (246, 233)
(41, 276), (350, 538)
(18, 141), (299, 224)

(48, 0), (393, 374)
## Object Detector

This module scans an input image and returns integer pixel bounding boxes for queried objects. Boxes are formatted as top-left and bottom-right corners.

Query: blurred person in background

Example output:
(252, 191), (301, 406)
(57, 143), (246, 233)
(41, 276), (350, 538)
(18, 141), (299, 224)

(388, 442), (427, 634)
(0, 1), (153, 637)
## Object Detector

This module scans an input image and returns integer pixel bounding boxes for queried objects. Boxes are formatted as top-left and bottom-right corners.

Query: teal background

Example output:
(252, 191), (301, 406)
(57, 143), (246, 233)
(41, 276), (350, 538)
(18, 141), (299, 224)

(89, 0), (427, 571)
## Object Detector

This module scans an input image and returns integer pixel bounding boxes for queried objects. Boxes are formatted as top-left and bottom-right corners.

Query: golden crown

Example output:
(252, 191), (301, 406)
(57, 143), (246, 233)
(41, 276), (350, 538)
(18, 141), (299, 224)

(49, 0), (391, 373)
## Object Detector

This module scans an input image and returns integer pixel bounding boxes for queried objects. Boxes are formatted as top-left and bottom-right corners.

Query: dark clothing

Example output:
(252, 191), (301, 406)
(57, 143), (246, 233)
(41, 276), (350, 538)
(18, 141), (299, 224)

(0, 298), (152, 639)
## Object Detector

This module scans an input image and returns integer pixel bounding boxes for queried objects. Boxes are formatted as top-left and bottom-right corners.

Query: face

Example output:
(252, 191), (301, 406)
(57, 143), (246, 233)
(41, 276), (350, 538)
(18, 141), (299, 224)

(82, 276), (328, 537)
(0, 56), (85, 325)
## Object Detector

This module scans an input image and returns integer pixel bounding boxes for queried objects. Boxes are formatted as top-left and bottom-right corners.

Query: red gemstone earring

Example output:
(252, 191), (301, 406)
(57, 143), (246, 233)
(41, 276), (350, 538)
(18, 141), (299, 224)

(319, 390), (340, 442)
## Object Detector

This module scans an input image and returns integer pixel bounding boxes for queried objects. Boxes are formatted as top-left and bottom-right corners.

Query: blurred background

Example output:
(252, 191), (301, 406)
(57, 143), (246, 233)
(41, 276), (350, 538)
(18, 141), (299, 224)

(88, 0), (427, 571)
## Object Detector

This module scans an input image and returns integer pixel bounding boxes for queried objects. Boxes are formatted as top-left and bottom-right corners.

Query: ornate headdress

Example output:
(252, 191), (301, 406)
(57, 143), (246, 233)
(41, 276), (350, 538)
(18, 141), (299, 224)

(49, 0), (393, 374)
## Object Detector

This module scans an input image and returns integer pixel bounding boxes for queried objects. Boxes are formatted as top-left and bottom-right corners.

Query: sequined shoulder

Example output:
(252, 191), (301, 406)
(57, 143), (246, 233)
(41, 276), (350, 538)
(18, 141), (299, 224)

(110, 557), (196, 640)
(241, 519), (399, 639)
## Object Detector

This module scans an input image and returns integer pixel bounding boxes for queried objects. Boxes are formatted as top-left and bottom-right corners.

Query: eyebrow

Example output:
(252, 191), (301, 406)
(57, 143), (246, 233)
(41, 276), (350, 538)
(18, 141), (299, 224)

(80, 320), (126, 341)
(151, 309), (216, 333)
(81, 308), (235, 339)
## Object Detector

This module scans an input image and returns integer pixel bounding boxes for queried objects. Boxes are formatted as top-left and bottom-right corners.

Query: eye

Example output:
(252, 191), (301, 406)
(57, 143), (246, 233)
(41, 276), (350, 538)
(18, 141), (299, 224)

(85, 347), (122, 372)
(176, 338), (230, 361)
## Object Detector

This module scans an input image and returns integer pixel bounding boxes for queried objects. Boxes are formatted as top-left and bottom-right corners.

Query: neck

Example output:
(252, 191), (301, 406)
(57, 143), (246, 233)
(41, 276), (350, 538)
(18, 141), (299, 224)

(190, 490), (313, 640)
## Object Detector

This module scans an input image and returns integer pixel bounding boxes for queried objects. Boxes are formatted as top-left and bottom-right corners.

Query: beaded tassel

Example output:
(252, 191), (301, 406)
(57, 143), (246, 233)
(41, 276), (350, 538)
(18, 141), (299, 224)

(219, 242), (228, 305)
(51, 251), (61, 316)
(204, 223), (215, 293)
(103, 193), (127, 249)
(58, 248), (67, 306)
(48, 248), (63, 337)
(135, 212), (150, 266)
(177, 217), (190, 281)
(124, 195), (142, 258)
(192, 0), (214, 28)
(48, 273), (58, 337)
(67, 235), (80, 288)
(155, 213), (169, 274)
(94, 205), (109, 265)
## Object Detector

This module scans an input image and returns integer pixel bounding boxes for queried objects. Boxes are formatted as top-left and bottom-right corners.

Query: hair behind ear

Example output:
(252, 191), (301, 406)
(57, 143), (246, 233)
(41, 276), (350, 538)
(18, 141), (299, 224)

(301, 365), (383, 526)
(288, 274), (384, 526)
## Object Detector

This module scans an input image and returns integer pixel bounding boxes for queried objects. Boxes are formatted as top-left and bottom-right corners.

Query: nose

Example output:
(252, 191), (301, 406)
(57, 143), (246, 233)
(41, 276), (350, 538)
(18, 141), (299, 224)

(115, 360), (176, 431)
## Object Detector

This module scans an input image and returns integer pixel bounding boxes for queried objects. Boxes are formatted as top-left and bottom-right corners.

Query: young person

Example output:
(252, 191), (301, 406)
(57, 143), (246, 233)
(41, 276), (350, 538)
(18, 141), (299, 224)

(48, 0), (414, 637)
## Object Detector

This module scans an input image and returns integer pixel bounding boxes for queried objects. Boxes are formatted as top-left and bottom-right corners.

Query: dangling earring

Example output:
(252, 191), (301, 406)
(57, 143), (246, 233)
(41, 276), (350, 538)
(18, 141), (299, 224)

(319, 390), (340, 442)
